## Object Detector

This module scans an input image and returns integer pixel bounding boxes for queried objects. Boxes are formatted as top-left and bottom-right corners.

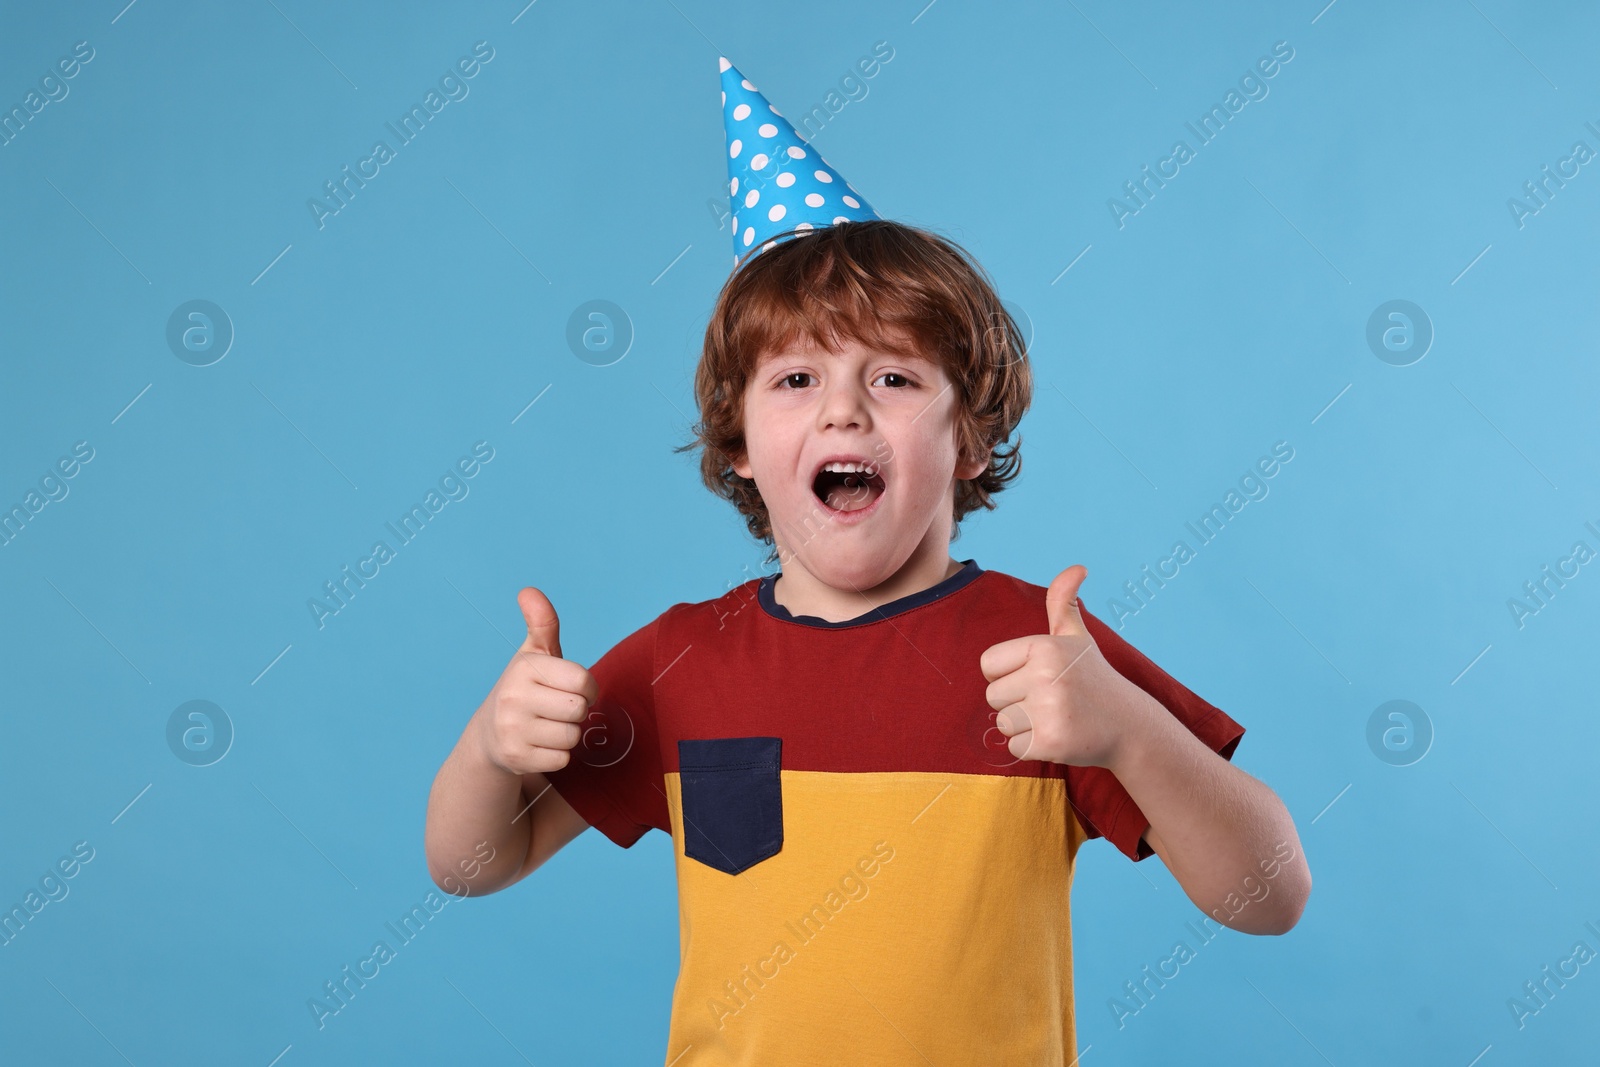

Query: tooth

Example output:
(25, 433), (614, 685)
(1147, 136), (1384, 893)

(820, 461), (879, 475)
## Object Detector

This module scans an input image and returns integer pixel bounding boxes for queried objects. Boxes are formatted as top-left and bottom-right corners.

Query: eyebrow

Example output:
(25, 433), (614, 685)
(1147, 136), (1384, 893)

(758, 347), (936, 367)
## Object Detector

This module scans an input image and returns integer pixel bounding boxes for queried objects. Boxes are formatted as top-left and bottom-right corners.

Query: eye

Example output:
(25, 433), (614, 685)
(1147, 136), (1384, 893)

(777, 372), (814, 389)
(874, 372), (916, 388)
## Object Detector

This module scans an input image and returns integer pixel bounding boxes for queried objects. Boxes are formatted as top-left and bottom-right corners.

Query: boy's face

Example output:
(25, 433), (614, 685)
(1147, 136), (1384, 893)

(731, 331), (987, 590)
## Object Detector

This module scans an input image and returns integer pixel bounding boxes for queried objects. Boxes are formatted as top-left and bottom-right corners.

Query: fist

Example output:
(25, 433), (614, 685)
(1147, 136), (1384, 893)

(978, 566), (1134, 768)
(474, 587), (599, 775)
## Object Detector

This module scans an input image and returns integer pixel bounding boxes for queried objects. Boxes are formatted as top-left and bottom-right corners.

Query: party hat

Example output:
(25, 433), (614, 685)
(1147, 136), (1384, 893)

(720, 56), (880, 266)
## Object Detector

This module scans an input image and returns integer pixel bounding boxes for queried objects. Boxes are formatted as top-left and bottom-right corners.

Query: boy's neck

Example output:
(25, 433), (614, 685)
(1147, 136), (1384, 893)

(769, 541), (965, 624)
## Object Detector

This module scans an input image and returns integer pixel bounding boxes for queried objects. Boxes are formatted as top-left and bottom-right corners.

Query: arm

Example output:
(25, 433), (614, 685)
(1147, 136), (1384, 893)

(982, 565), (1311, 935)
(424, 717), (592, 895)
(424, 586), (599, 895)
(1106, 686), (1309, 935)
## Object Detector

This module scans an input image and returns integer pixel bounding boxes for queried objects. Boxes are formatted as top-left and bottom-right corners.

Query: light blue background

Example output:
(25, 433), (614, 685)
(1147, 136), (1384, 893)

(3, 1), (1597, 1064)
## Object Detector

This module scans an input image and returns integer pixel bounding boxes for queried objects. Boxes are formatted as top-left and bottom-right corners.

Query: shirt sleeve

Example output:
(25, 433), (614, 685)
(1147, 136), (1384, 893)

(1065, 605), (1245, 862)
(540, 611), (670, 848)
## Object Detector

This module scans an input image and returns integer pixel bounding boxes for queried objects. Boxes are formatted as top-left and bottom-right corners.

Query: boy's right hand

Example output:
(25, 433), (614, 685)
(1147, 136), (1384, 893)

(473, 587), (599, 775)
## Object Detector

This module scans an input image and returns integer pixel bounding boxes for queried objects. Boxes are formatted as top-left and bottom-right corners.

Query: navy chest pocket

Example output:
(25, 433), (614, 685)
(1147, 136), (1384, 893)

(678, 737), (783, 875)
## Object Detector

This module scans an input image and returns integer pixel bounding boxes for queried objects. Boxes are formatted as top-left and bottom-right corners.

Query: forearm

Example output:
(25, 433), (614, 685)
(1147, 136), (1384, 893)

(1106, 690), (1310, 934)
(424, 713), (534, 895)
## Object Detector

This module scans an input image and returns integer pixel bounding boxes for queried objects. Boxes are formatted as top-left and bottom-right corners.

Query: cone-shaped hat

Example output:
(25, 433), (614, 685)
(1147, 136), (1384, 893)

(721, 56), (880, 266)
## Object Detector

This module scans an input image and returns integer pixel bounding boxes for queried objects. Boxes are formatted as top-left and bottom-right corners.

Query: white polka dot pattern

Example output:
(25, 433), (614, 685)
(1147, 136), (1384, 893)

(720, 56), (879, 266)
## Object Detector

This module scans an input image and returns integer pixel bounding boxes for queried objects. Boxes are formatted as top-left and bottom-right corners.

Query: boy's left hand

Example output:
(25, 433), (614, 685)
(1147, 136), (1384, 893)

(980, 565), (1149, 769)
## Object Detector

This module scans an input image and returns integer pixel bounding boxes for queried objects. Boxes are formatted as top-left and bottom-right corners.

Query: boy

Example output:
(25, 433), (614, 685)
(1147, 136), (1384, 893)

(424, 58), (1309, 1064)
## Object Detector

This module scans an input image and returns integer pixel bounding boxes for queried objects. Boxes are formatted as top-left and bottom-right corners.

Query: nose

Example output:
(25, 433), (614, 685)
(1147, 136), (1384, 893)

(816, 373), (872, 432)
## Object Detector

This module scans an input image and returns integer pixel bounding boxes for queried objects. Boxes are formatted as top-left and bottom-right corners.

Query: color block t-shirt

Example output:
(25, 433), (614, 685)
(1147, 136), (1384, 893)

(542, 559), (1245, 1065)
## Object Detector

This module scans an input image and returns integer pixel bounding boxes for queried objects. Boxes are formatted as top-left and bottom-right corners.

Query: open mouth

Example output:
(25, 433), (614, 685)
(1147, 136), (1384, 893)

(811, 458), (886, 514)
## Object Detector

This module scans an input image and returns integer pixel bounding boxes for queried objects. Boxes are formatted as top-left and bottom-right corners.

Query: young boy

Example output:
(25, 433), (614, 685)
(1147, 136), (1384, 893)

(424, 59), (1309, 1064)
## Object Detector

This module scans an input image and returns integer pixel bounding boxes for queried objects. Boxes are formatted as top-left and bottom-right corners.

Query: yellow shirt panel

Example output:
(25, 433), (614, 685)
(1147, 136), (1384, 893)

(661, 770), (1091, 1066)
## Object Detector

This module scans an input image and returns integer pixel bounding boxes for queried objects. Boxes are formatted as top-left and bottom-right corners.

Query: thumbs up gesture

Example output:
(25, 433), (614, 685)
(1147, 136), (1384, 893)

(472, 587), (600, 775)
(979, 566), (1134, 768)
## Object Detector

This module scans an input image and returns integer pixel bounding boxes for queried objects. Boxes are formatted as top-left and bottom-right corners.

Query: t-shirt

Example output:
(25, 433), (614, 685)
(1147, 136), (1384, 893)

(542, 559), (1245, 1065)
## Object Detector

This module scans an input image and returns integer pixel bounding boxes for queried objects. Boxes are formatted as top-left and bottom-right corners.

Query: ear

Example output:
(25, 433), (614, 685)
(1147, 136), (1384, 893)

(954, 437), (987, 482)
(951, 420), (988, 482)
(730, 448), (753, 480)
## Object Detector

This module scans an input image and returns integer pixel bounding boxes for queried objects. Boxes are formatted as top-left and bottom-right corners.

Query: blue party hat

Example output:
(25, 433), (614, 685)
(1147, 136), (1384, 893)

(720, 56), (880, 266)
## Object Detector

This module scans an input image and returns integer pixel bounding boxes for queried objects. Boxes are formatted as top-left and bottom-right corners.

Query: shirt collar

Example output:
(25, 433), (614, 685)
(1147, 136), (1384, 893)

(757, 559), (983, 629)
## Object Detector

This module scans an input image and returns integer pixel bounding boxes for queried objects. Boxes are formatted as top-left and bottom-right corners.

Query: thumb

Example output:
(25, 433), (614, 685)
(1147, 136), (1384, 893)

(1045, 565), (1089, 637)
(517, 586), (562, 658)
